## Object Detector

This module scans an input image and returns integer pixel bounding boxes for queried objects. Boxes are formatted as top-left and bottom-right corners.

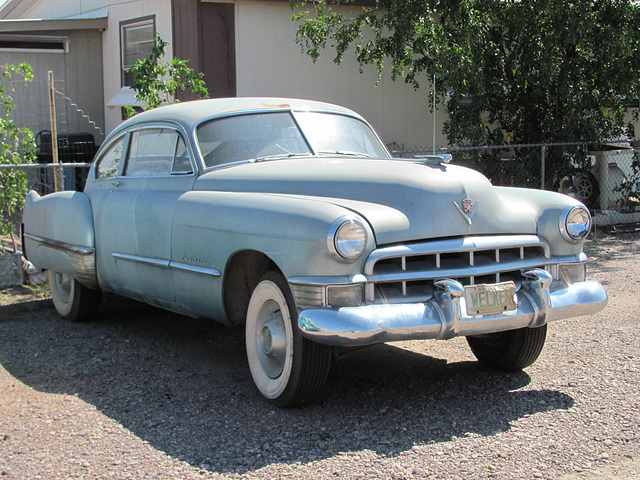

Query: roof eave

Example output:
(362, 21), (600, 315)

(0, 16), (108, 32)
(0, 0), (39, 20)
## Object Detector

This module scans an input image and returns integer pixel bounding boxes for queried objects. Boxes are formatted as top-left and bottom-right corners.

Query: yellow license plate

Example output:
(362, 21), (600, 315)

(464, 281), (518, 316)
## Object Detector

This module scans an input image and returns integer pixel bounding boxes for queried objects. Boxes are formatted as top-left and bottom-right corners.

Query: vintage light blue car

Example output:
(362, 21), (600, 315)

(22, 98), (608, 407)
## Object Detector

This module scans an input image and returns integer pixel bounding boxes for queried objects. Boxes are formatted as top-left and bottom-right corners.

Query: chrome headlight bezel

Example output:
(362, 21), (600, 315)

(560, 205), (592, 242)
(328, 216), (368, 262)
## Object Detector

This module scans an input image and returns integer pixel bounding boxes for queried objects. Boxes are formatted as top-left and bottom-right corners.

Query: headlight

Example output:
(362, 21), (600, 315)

(328, 216), (368, 261)
(560, 205), (591, 242)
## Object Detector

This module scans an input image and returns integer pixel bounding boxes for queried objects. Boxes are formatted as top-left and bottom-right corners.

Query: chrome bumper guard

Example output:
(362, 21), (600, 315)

(298, 269), (608, 347)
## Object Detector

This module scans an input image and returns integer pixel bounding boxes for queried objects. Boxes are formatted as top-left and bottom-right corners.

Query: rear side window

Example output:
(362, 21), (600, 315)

(95, 136), (125, 179)
(125, 128), (191, 176)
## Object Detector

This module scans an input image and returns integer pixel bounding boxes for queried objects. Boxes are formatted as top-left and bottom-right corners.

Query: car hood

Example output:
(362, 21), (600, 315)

(194, 157), (538, 245)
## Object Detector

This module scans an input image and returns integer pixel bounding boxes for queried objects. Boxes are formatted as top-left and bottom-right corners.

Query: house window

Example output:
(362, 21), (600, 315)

(0, 35), (68, 53)
(120, 16), (155, 87)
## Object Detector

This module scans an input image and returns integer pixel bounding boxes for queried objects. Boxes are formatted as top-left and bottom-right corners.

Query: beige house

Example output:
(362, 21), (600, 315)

(0, 0), (447, 150)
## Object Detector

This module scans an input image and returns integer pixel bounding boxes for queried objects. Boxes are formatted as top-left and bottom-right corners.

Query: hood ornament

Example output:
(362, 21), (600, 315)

(453, 198), (479, 226)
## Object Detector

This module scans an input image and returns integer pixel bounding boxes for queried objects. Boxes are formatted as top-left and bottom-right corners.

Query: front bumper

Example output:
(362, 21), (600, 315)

(298, 269), (608, 346)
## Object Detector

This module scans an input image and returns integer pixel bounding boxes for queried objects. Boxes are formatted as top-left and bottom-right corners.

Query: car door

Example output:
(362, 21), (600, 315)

(94, 125), (197, 309)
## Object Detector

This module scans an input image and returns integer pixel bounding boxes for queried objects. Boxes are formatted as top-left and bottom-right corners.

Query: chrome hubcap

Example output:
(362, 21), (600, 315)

(55, 273), (72, 303)
(576, 177), (593, 199)
(256, 301), (288, 379)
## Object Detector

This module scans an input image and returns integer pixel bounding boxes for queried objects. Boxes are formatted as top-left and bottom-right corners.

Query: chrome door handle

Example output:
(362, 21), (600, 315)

(111, 180), (121, 187)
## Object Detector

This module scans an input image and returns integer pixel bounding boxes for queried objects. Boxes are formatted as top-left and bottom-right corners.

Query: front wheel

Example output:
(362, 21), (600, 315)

(245, 272), (332, 407)
(48, 270), (101, 322)
(466, 324), (547, 371)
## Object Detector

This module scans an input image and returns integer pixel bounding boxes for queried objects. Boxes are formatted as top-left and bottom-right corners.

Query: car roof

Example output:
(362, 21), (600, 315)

(113, 97), (365, 134)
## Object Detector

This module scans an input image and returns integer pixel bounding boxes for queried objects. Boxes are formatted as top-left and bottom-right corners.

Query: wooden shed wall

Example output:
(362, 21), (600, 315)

(0, 29), (105, 145)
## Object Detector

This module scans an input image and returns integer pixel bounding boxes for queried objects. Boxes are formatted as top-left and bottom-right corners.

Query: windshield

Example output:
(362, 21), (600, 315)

(294, 111), (390, 158)
(196, 111), (390, 168)
(197, 112), (312, 168)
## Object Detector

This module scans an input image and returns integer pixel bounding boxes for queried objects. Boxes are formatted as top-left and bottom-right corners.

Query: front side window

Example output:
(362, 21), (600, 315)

(125, 129), (191, 177)
(120, 16), (155, 87)
(95, 136), (125, 179)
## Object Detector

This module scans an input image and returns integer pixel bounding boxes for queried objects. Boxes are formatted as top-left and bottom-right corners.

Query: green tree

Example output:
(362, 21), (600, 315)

(126, 35), (208, 115)
(292, 0), (640, 182)
(0, 62), (36, 254)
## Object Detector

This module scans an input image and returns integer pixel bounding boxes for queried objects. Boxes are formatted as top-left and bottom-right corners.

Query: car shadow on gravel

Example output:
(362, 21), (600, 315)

(0, 293), (574, 475)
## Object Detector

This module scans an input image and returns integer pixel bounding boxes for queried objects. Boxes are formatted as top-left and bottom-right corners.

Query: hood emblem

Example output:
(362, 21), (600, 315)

(453, 198), (479, 226)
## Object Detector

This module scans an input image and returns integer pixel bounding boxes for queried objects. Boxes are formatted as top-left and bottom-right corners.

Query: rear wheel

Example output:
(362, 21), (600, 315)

(48, 270), (101, 322)
(245, 272), (332, 407)
(573, 172), (599, 208)
(466, 325), (547, 371)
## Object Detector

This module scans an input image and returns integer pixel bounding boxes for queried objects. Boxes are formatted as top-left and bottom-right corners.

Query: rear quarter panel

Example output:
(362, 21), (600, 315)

(22, 190), (97, 288)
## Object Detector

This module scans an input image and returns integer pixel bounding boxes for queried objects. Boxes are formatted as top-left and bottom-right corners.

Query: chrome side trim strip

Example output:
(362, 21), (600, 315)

(23, 233), (94, 256)
(112, 253), (170, 268)
(111, 253), (221, 277)
(169, 261), (221, 277)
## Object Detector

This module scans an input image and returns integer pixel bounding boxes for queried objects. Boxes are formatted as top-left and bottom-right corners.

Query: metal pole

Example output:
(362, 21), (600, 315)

(433, 74), (436, 155)
(48, 71), (61, 192)
(540, 145), (546, 190)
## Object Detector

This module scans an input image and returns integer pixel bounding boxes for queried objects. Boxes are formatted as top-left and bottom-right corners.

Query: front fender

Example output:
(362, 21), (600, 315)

(496, 187), (586, 256)
(170, 191), (376, 322)
(22, 190), (97, 289)
(172, 191), (375, 277)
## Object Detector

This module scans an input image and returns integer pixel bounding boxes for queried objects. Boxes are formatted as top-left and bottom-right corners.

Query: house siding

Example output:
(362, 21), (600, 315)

(234, 1), (447, 148)
(18, 0), (173, 133)
(6, 0), (448, 148)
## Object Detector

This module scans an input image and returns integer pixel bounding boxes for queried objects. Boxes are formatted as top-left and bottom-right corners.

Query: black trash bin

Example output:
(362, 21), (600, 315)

(36, 131), (98, 193)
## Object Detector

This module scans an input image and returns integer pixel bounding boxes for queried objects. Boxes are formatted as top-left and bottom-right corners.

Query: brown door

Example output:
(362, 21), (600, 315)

(200, 2), (236, 98)
(172, 0), (236, 99)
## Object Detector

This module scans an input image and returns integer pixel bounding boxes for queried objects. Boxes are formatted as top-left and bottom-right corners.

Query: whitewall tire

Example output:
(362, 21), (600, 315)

(48, 270), (101, 322)
(245, 272), (331, 407)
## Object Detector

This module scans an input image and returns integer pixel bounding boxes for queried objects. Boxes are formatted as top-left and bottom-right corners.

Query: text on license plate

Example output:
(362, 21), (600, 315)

(464, 281), (518, 316)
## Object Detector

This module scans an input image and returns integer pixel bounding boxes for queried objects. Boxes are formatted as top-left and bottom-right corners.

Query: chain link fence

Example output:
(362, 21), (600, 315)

(393, 140), (640, 227)
(1, 78), (100, 288)
(0, 162), (93, 288)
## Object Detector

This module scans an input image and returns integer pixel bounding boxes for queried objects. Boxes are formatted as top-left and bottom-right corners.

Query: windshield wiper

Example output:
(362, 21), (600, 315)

(253, 152), (311, 163)
(317, 150), (371, 157)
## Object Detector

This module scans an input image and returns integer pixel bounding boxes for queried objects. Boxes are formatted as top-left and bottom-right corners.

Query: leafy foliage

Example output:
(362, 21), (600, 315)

(126, 35), (208, 116)
(0, 63), (36, 253)
(292, 1), (640, 183)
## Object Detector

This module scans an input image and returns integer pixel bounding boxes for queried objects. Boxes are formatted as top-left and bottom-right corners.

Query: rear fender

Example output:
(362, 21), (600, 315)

(22, 190), (98, 289)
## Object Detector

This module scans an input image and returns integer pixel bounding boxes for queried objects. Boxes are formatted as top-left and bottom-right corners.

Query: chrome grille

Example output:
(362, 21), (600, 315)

(364, 235), (549, 304)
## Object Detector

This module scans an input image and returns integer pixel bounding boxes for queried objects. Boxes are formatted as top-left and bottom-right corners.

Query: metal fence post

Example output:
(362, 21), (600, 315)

(540, 146), (546, 190)
(48, 71), (62, 192)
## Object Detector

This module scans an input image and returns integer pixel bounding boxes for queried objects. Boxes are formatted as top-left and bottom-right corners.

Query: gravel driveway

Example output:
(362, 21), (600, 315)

(0, 231), (638, 480)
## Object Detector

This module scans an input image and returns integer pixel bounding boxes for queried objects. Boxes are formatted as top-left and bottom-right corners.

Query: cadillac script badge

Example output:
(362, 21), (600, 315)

(453, 198), (479, 226)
